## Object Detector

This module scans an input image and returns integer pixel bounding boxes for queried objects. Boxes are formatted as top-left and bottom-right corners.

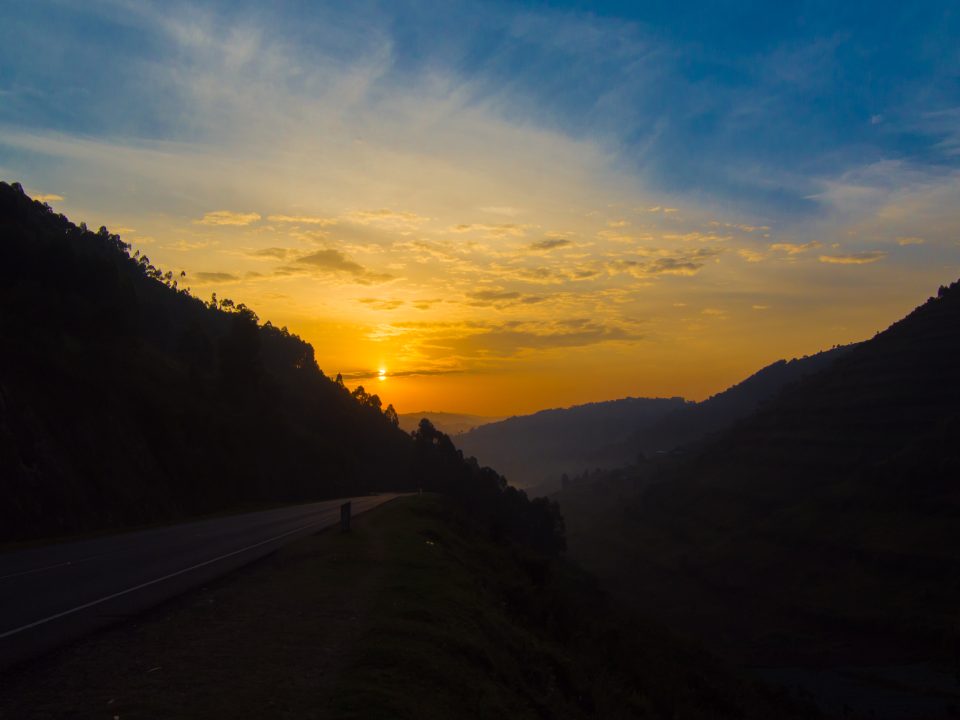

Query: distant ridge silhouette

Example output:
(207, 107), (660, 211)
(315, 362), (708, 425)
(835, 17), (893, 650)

(455, 347), (852, 493)
(561, 278), (960, 664)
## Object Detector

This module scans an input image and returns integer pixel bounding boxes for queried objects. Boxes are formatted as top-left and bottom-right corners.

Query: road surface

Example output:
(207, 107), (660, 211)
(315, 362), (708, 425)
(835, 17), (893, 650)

(0, 494), (402, 669)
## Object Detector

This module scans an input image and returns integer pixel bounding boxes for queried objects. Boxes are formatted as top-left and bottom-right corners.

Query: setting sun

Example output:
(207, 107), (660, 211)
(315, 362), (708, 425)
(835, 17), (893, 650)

(1, 1), (957, 421)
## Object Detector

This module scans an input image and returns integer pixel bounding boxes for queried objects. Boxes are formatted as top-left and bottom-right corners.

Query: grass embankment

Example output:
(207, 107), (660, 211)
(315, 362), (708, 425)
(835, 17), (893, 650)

(0, 495), (808, 719)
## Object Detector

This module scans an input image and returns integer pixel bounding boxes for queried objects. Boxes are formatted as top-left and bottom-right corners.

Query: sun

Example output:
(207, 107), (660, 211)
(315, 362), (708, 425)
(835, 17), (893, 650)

(377, 367), (387, 381)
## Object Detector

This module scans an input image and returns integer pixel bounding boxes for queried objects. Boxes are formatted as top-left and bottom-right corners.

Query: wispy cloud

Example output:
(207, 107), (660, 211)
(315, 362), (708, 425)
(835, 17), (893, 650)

(3, 1), (959, 413)
(192, 271), (240, 283)
(819, 251), (887, 265)
(450, 223), (528, 238)
(267, 214), (338, 226)
(358, 298), (404, 310)
(30, 192), (63, 203)
(770, 241), (822, 255)
(197, 210), (261, 226)
(246, 247), (297, 260)
(287, 248), (394, 283)
(529, 238), (571, 251)
(346, 209), (428, 227)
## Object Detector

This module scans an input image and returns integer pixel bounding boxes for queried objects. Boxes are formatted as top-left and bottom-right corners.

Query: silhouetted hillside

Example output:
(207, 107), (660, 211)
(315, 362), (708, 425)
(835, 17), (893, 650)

(456, 397), (688, 492)
(0, 183), (562, 550)
(632, 345), (854, 456)
(456, 349), (851, 494)
(560, 279), (960, 670)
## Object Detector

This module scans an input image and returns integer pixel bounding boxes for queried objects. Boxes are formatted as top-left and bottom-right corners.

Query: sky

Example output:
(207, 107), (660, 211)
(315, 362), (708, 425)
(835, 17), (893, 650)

(2, 1), (959, 415)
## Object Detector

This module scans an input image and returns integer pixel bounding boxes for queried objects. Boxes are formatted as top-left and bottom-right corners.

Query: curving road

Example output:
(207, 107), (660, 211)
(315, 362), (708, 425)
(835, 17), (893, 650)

(0, 494), (403, 670)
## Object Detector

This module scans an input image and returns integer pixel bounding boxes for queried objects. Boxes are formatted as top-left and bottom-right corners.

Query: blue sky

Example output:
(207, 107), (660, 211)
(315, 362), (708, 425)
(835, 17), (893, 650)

(4, 1), (957, 217)
(1, 1), (958, 413)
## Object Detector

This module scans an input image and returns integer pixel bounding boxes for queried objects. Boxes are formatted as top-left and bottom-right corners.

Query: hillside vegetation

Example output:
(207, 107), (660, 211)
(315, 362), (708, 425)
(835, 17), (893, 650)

(397, 410), (503, 436)
(559, 279), (960, 665)
(0, 182), (560, 551)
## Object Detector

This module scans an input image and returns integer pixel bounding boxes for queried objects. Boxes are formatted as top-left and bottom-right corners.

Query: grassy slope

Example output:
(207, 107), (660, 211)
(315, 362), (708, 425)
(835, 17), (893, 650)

(0, 497), (808, 720)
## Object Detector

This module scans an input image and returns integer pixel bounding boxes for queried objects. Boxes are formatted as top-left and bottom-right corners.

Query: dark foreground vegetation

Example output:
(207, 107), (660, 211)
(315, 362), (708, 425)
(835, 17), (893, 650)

(0, 496), (812, 720)
(558, 279), (960, 715)
(0, 182), (560, 553)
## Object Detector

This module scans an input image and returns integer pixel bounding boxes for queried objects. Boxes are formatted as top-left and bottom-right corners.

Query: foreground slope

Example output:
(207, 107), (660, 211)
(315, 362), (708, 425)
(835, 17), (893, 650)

(0, 496), (810, 720)
(561, 280), (960, 665)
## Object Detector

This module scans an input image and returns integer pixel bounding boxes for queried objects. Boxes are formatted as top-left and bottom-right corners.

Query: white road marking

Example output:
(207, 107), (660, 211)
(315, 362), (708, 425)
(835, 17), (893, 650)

(0, 553), (107, 582)
(0, 511), (340, 640)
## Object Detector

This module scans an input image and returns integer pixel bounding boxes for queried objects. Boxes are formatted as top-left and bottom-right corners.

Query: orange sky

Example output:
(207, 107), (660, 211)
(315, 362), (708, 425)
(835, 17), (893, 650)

(15, 131), (957, 416)
(6, 4), (960, 416)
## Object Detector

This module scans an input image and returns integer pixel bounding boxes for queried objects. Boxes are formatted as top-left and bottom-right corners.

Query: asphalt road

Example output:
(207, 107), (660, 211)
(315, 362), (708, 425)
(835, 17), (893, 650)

(0, 494), (402, 669)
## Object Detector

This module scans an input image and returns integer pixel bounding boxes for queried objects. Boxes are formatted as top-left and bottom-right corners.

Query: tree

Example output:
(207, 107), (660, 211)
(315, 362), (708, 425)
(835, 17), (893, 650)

(384, 403), (399, 427)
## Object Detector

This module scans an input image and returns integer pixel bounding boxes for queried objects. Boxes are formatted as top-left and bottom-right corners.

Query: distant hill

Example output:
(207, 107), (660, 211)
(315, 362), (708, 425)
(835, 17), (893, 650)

(629, 344), (855, 456)
(559, 279), (960, 666)
(455, 397), (688, 492)
(397, 411), (502, 436)
(0, 182), (561, 549)
(454, 348), (852, 494)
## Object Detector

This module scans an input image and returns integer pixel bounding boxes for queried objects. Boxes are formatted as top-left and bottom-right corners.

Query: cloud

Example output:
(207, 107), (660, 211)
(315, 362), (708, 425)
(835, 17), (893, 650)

(197, 210), (261, 226)
(31, 192), (63, 203)
(346, 209), (428, 227)
(288, 248), (394, 283)
(606, 247), (722, 278)
(529, 238), (571, 251)
(818, 251), (887, 265)
(340, 367), (463, 381)
(662, 231), (731, 243)
(738, 249), (766, 263)
(896, 236), (925, 246)
(246, 247), (296, 260)
(267, 214), (338, 226)
(770, 240), (823, 254)
(192, 271), (240, 283)
(449, 223), (528, 238)
(358, 298), (404, 310)
(480, 206), (522, 217)
(437, 319), (641, 357)
(468, 289), (521, 302)
(644, 206), (678, 214)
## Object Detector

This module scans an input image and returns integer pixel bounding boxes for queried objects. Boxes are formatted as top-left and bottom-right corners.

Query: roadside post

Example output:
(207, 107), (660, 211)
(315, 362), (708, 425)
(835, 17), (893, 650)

(340, 501), (351, 533)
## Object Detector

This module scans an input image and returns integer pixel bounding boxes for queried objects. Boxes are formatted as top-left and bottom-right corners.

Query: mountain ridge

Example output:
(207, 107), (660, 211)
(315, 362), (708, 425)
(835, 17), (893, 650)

(559, 277), (960, 665)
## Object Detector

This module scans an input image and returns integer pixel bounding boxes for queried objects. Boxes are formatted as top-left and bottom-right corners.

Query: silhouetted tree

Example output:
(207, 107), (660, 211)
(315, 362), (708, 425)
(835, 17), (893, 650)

(384, 403), (399, 427)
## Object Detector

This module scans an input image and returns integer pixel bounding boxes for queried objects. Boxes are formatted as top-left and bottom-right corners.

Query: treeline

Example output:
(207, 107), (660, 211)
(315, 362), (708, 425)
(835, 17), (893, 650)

(0, 181), (563, 555)
(413, 418), (565, 555)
